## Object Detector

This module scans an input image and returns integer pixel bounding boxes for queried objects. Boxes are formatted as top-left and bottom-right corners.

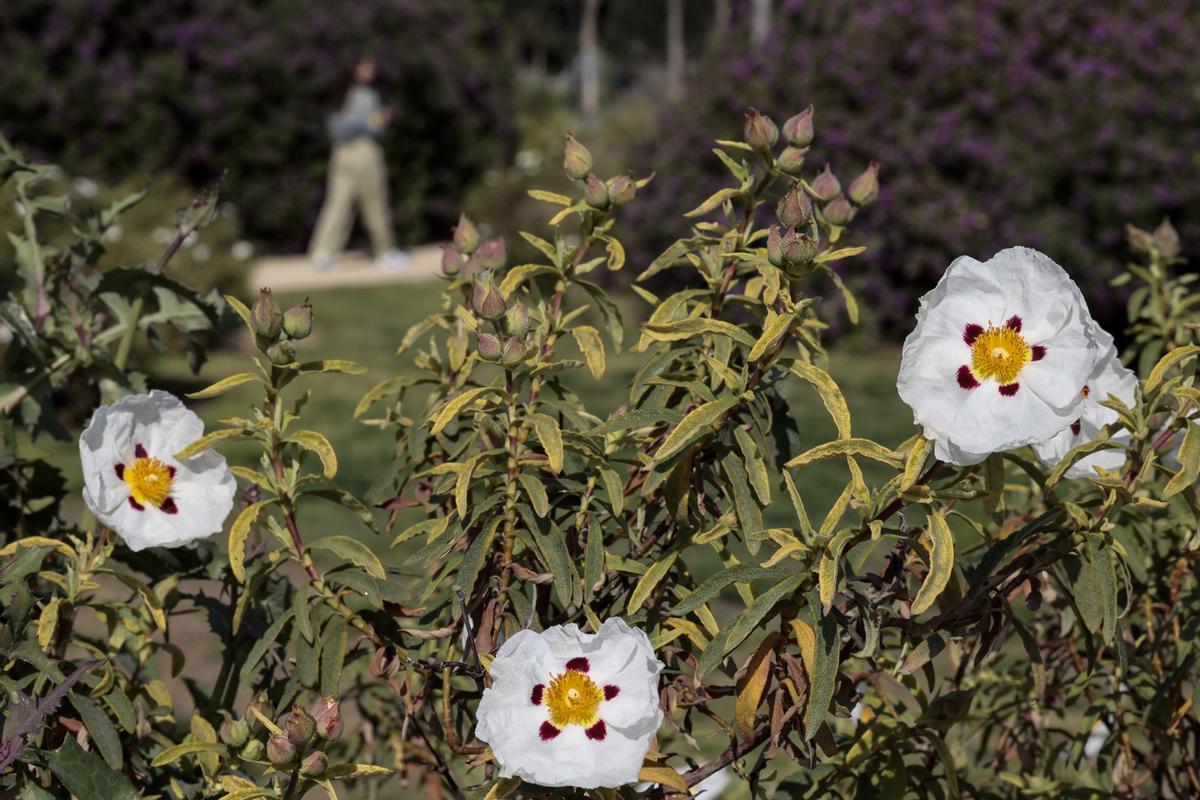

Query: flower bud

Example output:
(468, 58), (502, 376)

(477, 237), (507, 270)
(310, 697), (342, 740)
(743, 108), (779, 152)
(453, 213), (480, 254)
(285, 703), (317, 748)
(608, 174), (637, 207)
(782, 106), (814, 148)
(563, 133), (593, 181)
(500, 337), (526, 367)
(583, 174), (610, 209)
(809, 165), (841, 202)
(252, 287), (283, 339)
(780, 229), (816, 270)
(267, 734), (297, 767)
(266, 339), (296, 366)
(440, 246), (463, 276)
(776, 146), (807, 176)
(767, 226), (784, 267)
(219, 718), (250, 748)
(282, 298), (313, 340)
(472, 270), (507, 320)
(505, 302), (531, 337)
(300, 750), (328, 779)
(1125, 223), (1154, 254)
(776, 183), (813, 229)
(476, 331), (502, 361)
(823, 196), (856, 226)
(847, 162), (880, 206)
(1154, 217), (1180, 258)
(239, 739), (264, 760)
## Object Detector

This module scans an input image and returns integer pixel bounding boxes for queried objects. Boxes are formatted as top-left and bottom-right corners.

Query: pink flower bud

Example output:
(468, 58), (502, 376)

(563, 133), (593, 181)
(776, 182), (813, 229)
(777, 146), (808, 176)
(809, 165), (841, 202)
(472, 270), (507, 320)
(782, 106), (814, 148)
(477, 237), (506, 270)
(476, 331), (502, 361)
(310, 697), (342, 740)
(453, 213), (480, 254)
(847, 162), (880, 206)
(823, 196), (856, 226)
(744, 108), (779, 152)
(583, 174), (610, 209)
(1154, 217), (1180, 258)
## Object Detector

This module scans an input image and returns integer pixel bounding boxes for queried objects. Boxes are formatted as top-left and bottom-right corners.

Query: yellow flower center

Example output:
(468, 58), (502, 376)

(970, 325), (1031, 385)
(124, 456), (174, 508)
(544, 669), (604, 728)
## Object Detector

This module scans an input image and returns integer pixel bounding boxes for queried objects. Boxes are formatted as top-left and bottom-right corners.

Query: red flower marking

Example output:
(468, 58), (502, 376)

(539, 721), (560, 741)
(128, 497), (145, 511)
(531, 684), (544, 705)
(585, 720), (607, 741)
(999, 383), (1020, 396)
(604, 685), (620, 700)
(565, 657), (589, 672)
(963, 324), (983, 345)
(957, 365), (980, 390)
(1031, 345), (1046, 361)
(160, 497), (178, 515)
(114, 463), (125, 479)
(167, 465), (177, 479)
(1005, 315), (1022, 332)
(1070, 421), (1081, 436)
(134, 443), (148, 459)
(1082, 384), (1090, 398)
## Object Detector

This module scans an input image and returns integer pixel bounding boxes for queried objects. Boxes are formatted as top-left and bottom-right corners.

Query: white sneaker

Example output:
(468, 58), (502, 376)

(376, 250), (409, 272)
(312, 252), (335, 272)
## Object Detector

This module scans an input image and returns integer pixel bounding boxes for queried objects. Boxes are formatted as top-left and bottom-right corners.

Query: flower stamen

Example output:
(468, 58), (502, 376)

(969, 324), (1032, 385)
(544, 669), (604, 729)
(123, 450), (176, 510)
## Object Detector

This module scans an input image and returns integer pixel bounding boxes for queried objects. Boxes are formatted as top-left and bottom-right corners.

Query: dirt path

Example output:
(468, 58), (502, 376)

(249, 244), (444, 292)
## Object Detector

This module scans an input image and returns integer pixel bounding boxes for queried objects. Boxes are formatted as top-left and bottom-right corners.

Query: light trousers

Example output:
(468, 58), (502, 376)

(309, 138), (395, 257)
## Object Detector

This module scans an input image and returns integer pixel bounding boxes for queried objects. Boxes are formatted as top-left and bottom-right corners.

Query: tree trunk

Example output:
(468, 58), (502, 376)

(710, 0), (732, 45)
(751, 0), (772, 45)
(579, 0), (602, 116)
(666, 0), (685, 102)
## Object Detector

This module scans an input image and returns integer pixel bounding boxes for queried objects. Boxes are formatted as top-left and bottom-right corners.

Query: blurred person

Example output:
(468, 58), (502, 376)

(309, 56), (408, 272)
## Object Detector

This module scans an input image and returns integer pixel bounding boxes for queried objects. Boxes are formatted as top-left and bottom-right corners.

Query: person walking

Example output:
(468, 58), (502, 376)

(309, 56), (407, 272)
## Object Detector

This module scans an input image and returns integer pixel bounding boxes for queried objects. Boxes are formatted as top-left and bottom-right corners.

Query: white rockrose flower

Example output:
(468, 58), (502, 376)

(897, 246), (1099, 466)
(475, 617), (664, 789)
(1034, 326), (1137, 478)
(79, 390), (236, 551)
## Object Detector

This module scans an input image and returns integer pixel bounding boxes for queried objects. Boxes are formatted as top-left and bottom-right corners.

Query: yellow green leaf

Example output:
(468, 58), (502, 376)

(527, 189), (572, 206)
(818, 528), (856, 610)
(186, 372), (261, 399)
(297, 359), (367, 375)
(644, 317), (757, 348)
(286, 430), (338, 479)
(36, 597), (61, 649)
(1145, 345), (1200, 393)
(653, 398), (738, 462)
(529, 413), (564, 473)
(150, 741), (225, 768)
(735, 633), (780, 742)
(1164, 421), (1200, 498)
(500, 263), (559, 296)
(627, 552), (678, 614)
(637, 767), (691, 793)
(571, 325), (606, 379)
(786, 438), (899, 468)
(814, 246), (867, 263)
(0, 536), (74, 558)
(749, 311), (795, 362)
(911, 509), (955, 615)
(789, 362), (851, 439)
(175, 428), (250, 460)
(308, 535), (386, 580)
(901, 436), (930, 490)
(429, 386), (493, 435)
(224, 294), (254, 333)
(684, 186), (742, 218)
(229, 500), (271, 583)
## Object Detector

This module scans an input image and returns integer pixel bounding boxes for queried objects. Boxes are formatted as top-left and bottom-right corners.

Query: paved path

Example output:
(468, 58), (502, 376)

(249, 244), (443, 292)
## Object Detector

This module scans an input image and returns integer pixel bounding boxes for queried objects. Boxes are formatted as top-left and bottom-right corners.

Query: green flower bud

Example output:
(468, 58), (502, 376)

(476, 331), (502, 361)
(743, 108), (779, 152)
(300, 750), (328, 779)
(776, 183), (813, 229)
(505, 302), (531, 337)
(1154, 217), (1180, 258)
(583, 174), (610, 209)
(766, 226), (784, 267)
(563, 133), (593, 181)
(282, 298), (313, 340)
(440, 246), (463, 277)
(782, 106), (814, 148)
(310, 697), (342, 740)
(266, 734), (297, 768)
(239, 739), (264, 761)
(267, 339), (296, 366)
(285, 703), (317, 748)
(780, 229), (816, 271)
(847, 162), (880, 206)
(219, 717), (250, 748)
(776, 146), (808, 176)
(607, 174), (637, 207)
(453, 213), (480, 254)
(471, 270), (507, 321)
(809, 165), (841, 202)
(251, 287), (283, 339)
(477, 237), (507, 270)
(823, 196), (856, 226)
(500, 337), (526, 367)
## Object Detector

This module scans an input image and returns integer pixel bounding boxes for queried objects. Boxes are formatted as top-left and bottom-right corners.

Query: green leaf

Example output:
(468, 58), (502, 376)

(454, 519), (501, 601)
(789, 362), (852, 439)
(786, 438), (900, 468)
(644, 317), (757, 348)
(150, 741), (226, 768)
(900, 436), (930, 490)
(1145, 344), (1200, 393)
(46, 737), (139, 800)
(530, 412), (564, 473)
(229, 500), (271, 583)
(672, 565), (796, 615)
(175, 427), (251, 460)
(319, 616), (348, 697)
(429, 386), (494, 435)
(69, 694), (124, 770)
(238, 610), (294, 686)
(186, 371), (261, 399)
(308, 535), (386, 580)
(802, 592), (839, 741)
(910, 509), (955, 616)
(517, 473), (549, 517)
(1164, 421), (1200, 497)
(584, 517), (604, 599)
(721, 450), (764, 538)
(749, 311), (795, 361)
(818, 528), (856, 611)
(533, 524), (576, 607)
(627, 553), (678, 614)
(590, 408), (682, 436)
(696, 575), (804, 678)
(653, 398), (739, 462)
(286, 430), (338, 479)
(571, 325), (606, 379)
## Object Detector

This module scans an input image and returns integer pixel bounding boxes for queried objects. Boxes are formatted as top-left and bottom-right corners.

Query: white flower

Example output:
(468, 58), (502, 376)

(1034, 326), (1137, 478)
(897, 246), (1099, 466)
(80, 390), (236, 551)
(475, 617), (664, 789)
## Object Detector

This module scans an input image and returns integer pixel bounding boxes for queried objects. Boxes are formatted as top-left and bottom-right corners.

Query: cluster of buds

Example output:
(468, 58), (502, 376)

(768, 181), (818, 277)
(746, 106), (813, 176)
(251, 288), (312, 366)
(472, 270), (531, 367)
(260, 697), (342, 778)
(564, 133), (636, 211)
(1126, 218), (1180, 259)
(809, 161), (879, 228)
(441, 214), (507, 278)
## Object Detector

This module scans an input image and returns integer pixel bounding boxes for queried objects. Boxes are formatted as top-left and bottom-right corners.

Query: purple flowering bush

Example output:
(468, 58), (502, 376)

(0, 0), (515, 249)
(629, 0), (1200, 333)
